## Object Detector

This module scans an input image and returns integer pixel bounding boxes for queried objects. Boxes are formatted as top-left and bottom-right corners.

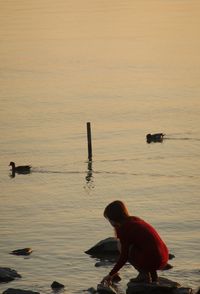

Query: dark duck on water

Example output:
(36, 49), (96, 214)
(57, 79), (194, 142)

(9, 161), (31, 174)
(146, 133), (165, 143)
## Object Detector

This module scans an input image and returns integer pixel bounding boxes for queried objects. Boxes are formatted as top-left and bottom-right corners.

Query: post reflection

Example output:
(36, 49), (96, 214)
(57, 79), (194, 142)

(84, 160), (95, 192)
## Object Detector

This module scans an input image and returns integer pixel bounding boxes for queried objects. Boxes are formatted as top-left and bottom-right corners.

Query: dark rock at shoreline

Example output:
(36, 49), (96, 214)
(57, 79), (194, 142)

(86, 287), (97, 294)
(127, 277), (193, 294)
(95, 260), (113, 267)
(161, 263), (173, 270)
(86, 237), (175, 263)
(3, 289), (40, 294)
(0, 268), (21, 283)
(85, 237), (119, 257)
(10, 248), (33, 256)
(51, 281), (65, 290)
(169, 254), (175, 260)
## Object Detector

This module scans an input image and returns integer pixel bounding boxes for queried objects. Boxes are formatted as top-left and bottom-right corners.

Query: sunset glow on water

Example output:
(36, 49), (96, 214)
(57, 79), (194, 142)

(0, 1), (199, 293)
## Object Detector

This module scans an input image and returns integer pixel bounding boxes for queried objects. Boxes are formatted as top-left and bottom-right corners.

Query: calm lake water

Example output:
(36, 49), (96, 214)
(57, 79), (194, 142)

(0, 0), (199, 293)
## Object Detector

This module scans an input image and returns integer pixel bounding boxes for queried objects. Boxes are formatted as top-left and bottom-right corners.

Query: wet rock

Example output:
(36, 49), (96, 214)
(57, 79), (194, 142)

(195, 289), (200, 294)
(95, 260), (115, 267)
(95, 259), (173, 271)
(169, 254), (175, 260)
(161, 263), (173, 271)
(177, 289), (194, 294)
(51, 281), (65, 290)
(10, 248), (33, 256)
(126, 277), (193, 294)
(0, 268), (21, 283)
(86, 287), (97, 294)
(85, 237), (119, 257)
(3, 289), (39, 294)
(86, 238), (175, 264)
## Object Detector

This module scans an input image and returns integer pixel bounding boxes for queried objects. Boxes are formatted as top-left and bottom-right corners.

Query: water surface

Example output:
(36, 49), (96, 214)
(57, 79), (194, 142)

(0, 1), (200, 293)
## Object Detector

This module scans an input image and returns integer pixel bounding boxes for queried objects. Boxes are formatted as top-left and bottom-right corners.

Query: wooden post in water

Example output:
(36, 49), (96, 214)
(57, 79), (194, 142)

(87, 122), (92, 161)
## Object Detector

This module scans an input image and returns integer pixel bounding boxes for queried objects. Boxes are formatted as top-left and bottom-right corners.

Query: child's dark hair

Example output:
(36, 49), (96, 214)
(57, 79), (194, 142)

(104, 200), (129, 222)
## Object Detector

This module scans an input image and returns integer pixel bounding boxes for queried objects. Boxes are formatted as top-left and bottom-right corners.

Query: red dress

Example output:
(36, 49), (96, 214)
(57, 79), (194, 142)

(109, 216), (169, 276)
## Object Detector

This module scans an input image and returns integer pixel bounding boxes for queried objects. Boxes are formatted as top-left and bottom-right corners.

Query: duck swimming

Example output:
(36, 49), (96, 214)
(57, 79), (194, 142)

(9, 161), (31, 174)
(146, 133), (165, 143)
(10, 248), (33, 256)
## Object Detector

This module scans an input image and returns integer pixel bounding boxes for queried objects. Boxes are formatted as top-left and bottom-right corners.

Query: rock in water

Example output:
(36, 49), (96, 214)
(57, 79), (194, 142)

(86, 287), (97, 294)
(51, 281), (65, 290)
(97, 283), (117, 294)
(95, 261), (115, 267)
(85, 237), (175, 262)
(161, 263), (173, 270)
(3, 289), (39, 294)
(169, 253), (175, 260)
(0, 268), (21, 283)
(85, 237), (119, 257)
(127, 277), (193, 294)
(10, 248), (33, 256)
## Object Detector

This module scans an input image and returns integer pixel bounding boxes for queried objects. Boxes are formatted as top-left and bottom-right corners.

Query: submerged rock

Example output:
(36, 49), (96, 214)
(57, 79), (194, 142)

(127, 277), (193, 294)
(10, 248), (33, 256)
(95, 260), (115, 267)
(3, 289), (39, 294)
(86, 287), (97, 294)
(0, 268), (21, 283)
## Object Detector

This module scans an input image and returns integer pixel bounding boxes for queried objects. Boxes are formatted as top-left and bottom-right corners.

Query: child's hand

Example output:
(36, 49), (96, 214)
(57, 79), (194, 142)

(101, 274), (112, 286)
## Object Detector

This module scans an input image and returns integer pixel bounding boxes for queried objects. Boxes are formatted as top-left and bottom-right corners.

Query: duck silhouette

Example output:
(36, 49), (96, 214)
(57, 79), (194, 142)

(10, 248), (33, 256)
(146, 133), (165, 143)
(9, 161), (31, 174)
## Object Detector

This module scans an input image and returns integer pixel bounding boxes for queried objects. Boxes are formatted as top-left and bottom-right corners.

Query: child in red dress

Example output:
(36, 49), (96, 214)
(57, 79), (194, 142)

(101, 200), (169, 284)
